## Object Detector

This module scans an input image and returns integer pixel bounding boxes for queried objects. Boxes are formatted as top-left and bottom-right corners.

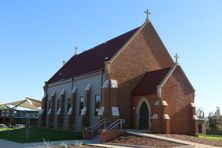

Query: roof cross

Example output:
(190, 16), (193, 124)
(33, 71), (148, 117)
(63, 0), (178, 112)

(174, 53), (179, 64)
(75, 46), (78, 55)
(144, 9), (151, 22)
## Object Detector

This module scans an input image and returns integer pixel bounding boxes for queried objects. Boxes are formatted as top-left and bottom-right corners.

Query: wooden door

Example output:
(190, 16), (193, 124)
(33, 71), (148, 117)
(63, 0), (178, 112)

(139, 102), (149, 130)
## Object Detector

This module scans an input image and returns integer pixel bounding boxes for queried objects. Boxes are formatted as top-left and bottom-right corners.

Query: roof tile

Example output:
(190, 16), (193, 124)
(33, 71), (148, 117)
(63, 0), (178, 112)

(132, 68), (171, 96)
(48, 27), (139, 84)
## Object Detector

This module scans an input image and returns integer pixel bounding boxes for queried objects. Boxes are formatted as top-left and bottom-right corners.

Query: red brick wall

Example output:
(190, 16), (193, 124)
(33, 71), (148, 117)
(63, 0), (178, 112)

(132, 95), (156, 128)
(131, 66), (196, 135)
(100, 130), (126, 142)
(132, 94), (166, 133)
(162, 67), (195, 134)
(108, 22), (174, 127)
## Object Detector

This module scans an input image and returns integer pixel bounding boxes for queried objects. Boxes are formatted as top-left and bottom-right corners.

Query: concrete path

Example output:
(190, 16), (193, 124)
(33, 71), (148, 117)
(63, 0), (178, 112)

(0, 139), (97, 148)
(0, 139), (24, 148)
(127, 131), (220, 148)
(0, 138), (131, 148)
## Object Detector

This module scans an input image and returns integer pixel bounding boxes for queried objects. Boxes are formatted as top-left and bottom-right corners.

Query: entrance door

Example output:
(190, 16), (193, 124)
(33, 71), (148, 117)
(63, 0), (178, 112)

(139, 102), (149, 130)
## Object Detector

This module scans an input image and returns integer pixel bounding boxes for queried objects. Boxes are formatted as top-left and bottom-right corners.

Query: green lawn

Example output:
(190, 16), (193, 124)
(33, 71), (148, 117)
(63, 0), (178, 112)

(199, 134), (222, 141)
(0, 127), (17, 131)
(0, 126), (82, 143)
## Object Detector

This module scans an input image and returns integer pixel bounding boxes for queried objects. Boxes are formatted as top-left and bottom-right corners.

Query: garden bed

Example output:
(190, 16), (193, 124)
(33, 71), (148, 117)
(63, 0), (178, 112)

(108, 135), (184, 148)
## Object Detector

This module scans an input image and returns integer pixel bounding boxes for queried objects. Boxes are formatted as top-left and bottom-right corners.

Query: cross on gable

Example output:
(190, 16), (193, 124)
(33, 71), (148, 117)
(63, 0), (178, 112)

(75, 46), (78, 55)
(174, 53), (179, 64)
(144, 9), (151, 22)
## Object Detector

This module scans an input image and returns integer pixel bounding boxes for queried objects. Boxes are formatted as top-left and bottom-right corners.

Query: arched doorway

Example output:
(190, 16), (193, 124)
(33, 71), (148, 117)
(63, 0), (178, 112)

(139, 102), (149, 130)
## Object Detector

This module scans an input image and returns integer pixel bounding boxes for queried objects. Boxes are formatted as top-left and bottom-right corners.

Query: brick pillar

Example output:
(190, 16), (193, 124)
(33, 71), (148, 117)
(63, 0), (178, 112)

(161, 100), (170, 134)
(46, 99), (50, 128)
(57, 90), (65, 129)
(51, 97), (56, 128)
(68, 87), (77, 129)
(81, 84), (91, 128)
(47, 92), (56, 128)
(101, 80), (111, 118)
(99, 80), (119, 121)
(61, 95), (65, 128)
(110, 80), (119, 121)
(163, 117), (170, 134)
(190, 102), (198, 136)
(151, 99), (160, 132)
(40, 84), (48, 127)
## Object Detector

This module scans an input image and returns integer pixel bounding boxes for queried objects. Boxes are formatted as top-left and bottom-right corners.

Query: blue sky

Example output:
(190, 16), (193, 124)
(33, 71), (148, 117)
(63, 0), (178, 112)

(0, 1), (221, 114)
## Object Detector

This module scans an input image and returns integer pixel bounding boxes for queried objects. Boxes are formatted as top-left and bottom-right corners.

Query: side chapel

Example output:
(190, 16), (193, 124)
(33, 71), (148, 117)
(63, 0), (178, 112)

(39, 15), (198, 135)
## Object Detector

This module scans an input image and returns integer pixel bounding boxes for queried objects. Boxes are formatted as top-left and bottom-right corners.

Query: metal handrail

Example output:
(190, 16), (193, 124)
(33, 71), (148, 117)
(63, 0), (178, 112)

(88, 118), (110, 137)
(105, 119), (125, 130)
(88, 118), (110, 130)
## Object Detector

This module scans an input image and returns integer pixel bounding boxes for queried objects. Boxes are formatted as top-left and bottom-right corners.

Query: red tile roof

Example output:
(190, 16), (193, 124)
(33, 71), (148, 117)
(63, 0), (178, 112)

(47, 27), (140, 84)
(132, 68), (171, 96)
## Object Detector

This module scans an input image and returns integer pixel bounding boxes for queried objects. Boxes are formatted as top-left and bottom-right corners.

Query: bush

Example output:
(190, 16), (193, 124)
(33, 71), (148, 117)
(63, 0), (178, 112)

(207, 130), (222, 136)
(208, 107), (222, 131)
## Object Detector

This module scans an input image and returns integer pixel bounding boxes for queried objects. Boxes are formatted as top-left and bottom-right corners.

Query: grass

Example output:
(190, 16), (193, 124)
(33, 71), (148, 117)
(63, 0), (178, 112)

(199, 134), (222, 141)
(0, 126), (82, 143)
(0, 127), (17, 131)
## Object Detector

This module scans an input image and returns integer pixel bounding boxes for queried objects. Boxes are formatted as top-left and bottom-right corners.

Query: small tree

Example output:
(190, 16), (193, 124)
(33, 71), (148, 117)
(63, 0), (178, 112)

(208, 107), (222, 131)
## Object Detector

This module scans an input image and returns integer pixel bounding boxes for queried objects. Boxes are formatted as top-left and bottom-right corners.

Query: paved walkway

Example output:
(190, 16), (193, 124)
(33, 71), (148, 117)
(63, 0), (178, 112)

(0, 139), (96, 148)
(127, 131), (220, 148)
(0, 138), (132, 148)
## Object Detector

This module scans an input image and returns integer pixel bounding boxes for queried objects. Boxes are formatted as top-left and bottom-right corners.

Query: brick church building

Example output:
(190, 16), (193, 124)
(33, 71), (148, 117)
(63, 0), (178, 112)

(39, 20), (198, 135)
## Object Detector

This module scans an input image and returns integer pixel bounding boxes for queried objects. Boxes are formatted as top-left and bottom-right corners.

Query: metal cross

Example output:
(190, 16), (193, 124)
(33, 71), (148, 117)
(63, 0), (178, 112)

(144, 9), (151, 22)
(75, 46), (78, 55)
(174, 53), (179, 64)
